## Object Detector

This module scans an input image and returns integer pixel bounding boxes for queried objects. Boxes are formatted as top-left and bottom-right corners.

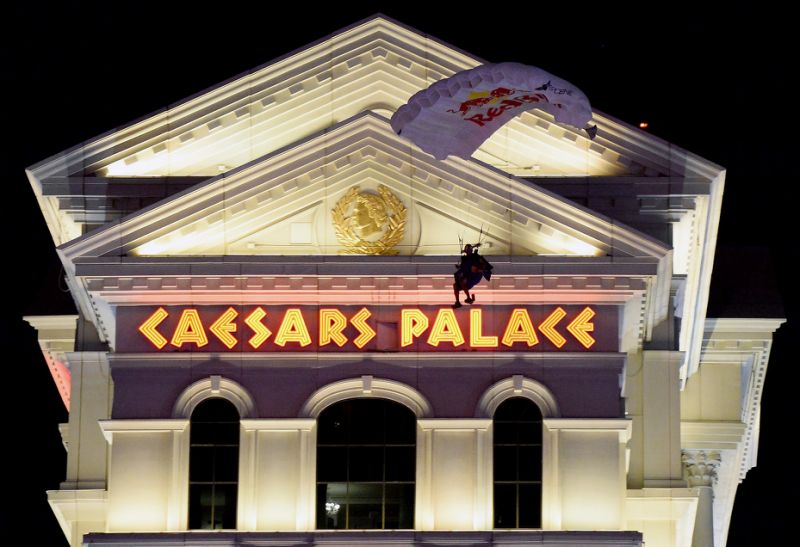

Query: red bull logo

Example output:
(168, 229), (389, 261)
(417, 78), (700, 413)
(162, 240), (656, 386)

(447, 86), (553, 127)
(447, 87), (517, 115)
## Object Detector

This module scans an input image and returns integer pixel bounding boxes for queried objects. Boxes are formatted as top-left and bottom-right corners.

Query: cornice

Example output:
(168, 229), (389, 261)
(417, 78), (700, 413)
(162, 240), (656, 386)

(704, 317), (786, 334)
(98, 419), (189, 444)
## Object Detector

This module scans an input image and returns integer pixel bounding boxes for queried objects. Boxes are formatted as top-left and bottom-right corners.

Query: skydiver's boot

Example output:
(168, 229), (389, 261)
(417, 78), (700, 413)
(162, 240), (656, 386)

(465, 292), (475, 304)
(453, 284), (463, 308)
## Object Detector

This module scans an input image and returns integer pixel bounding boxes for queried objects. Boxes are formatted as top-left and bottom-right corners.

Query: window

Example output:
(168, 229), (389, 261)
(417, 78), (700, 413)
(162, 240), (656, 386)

(316, 398), (415, 529)
(493, 397), (542, 528)
(188, 398), (240, 529)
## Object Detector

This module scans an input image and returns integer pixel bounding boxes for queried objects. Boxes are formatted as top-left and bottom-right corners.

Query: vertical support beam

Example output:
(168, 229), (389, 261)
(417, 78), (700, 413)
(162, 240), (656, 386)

(692, 486), (715, 547)
(167, 425), (190, 530)
(297, 425), (316, 530)
(238, 419), (316, 531)
(417, 419), (492, 531)
(416, 426), (434, 530)
(545, 419), (632, 530)
(63, 352), (111, 489)
(541, 425), (561, 530)
(99, 420), (189, 532)
(642, 351), (685, 487)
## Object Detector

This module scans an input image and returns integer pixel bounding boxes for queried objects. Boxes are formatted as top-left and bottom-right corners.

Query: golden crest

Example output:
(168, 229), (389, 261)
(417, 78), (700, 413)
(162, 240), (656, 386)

(332, 185), (407, 255)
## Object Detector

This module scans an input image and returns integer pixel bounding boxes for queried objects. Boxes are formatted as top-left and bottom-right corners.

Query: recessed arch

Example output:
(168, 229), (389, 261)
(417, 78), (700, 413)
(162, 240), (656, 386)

(300, 375), (432, 418)
(173, 375), (256, 419)
(476, 375), (560, 418)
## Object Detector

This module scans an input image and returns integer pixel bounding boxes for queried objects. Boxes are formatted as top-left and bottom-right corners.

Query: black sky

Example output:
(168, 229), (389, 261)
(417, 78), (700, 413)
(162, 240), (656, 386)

(1, 1), (793, 545)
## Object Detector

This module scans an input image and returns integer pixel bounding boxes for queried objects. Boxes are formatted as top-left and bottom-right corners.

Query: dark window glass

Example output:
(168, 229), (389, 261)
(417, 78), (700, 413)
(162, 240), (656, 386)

(317, 447), (348, 482)
(385, 446), (415, 481)
(188, 398), (240, 530)
(384, 483), (414, 529)
(493, 397), (542, 529)
(316, 398), (416, 529)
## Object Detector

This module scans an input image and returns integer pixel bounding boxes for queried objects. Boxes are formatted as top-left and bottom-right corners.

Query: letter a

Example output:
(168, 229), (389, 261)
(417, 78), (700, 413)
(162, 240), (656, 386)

(501, 308), (539, 347)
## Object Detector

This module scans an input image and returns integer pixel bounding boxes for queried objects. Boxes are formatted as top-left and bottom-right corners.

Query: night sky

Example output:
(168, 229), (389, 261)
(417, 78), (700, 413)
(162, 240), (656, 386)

(1, 2), (792, 545)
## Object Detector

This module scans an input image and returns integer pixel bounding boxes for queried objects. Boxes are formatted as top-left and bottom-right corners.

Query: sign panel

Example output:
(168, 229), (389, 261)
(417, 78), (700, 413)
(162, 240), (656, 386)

(116, 305), (618, 353)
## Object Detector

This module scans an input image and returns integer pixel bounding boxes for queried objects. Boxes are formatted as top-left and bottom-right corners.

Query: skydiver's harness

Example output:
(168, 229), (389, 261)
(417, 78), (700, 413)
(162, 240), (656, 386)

(454, 246), (493, 290)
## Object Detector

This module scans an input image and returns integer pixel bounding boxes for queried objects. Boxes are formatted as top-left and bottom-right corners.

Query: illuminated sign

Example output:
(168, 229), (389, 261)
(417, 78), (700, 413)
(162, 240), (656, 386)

(117, 305), (617, 353)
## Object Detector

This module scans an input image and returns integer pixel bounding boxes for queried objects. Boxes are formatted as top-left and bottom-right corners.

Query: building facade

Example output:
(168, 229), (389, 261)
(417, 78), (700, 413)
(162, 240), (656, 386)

(24, 16), (781, 547)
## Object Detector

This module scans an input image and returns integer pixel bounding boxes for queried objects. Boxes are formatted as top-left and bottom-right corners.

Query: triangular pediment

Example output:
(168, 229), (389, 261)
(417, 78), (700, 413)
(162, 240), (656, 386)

(61, 113), (669, 263)
(29, 15), (722, 247)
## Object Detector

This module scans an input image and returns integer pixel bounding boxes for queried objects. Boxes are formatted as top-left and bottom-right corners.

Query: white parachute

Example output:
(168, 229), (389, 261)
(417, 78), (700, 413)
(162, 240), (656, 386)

(391, 62), (596, 161)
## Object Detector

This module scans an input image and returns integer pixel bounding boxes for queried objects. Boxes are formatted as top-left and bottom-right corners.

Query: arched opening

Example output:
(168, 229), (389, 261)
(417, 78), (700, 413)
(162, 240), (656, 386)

(316, 398), (416, 529)
(188, 398), (240, 529)
(493, 397), (542, 529)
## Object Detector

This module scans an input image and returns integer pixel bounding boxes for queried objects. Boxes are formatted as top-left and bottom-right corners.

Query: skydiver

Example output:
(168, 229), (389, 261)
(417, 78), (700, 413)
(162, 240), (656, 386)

(452, 243), (493, 308)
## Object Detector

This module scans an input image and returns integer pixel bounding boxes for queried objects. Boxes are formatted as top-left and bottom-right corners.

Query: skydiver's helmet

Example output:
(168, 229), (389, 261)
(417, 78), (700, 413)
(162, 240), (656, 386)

(463, 244), (473, 254)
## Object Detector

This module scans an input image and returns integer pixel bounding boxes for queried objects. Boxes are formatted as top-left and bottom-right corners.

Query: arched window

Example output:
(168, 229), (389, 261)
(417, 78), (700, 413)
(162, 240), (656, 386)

(493, 397), (542, 528)
(188, 398), (240, 529)
(316, 398), (416, 529)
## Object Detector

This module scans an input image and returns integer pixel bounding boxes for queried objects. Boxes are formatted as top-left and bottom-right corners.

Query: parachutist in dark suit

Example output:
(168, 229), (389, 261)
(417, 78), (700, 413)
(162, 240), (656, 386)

(453, 244), (493, 308)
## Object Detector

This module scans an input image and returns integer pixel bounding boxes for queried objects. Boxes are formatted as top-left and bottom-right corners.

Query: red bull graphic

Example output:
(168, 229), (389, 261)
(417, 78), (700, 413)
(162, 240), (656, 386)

(446, 86), (557, 127)
(447, 87), (517, 115)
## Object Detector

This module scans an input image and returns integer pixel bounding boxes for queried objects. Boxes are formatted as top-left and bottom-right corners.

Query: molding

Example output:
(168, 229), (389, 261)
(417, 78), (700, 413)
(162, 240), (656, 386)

(300, 376), (432, 418)
(417, 419), (492, 430)
(704, 317), (785, 335)
(240, 419), (316, 431)
(172, 375), (256, 418)
(58, 423), (69, 451)
(98, 419), (189, 444)
(108, 351), (625, 363)
(476, 375), (560, 418)
(24, 315), (79, 410)
(683, 172), (725, 381)
(544, 418), (633, 441)
(93, 288), (644, 306)
(81, 530), (644, 545)
(47, 489), (107, 543)
(23, 314), (80, 331)
(681, 421), (746, 451)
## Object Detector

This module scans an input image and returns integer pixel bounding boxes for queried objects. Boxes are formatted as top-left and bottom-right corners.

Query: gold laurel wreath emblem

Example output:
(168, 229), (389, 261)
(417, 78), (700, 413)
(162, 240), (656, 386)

(332, 185), (407, 255)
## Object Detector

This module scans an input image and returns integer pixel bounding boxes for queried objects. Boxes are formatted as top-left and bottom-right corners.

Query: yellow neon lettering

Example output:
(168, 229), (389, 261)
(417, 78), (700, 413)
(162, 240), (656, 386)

(400, 309), (429, 347)
(244, 307), (272, 349)
(501, 308), (539, 347)
(427, 309), (465, 347)
(538, 307), (567, 348)
(139, 307), (169, 349)
(208, 307), (239, 349)
(351, 307), (376, 349)
(170, 309), (208, 348)
(469, 309), (498, 347)
(319, 309), (348, 347)
(566, 306), (596, 348)
(274, 308), (312, 347)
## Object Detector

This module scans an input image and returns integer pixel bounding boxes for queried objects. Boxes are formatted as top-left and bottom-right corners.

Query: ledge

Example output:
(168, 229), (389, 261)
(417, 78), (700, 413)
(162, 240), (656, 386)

(84, 530), (643, 546)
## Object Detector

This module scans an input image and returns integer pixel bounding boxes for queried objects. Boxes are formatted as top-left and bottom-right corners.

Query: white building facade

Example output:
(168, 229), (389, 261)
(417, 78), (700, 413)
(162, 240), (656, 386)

(24, 16), (781, 547)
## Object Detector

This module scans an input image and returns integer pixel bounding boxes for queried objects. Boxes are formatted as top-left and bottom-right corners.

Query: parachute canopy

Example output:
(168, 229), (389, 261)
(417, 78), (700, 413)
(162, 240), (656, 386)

(391, 62), (595, 161)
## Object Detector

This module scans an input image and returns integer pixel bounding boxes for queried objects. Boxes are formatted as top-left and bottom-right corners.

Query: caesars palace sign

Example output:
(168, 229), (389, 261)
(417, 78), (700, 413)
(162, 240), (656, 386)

(118, 305), (618, 353)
